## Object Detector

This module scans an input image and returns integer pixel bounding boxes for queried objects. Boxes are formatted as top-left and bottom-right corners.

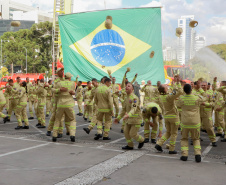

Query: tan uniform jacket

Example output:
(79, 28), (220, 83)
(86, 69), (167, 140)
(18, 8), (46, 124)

(117, 93), (142, 124)
(36, 83), (47, 106)
(141, 85), (157, 102)
(0, 87), (6, 105)
(94, 85), (113, 113)
(14, 87), (27, 106)
(142, 102), (162, 122)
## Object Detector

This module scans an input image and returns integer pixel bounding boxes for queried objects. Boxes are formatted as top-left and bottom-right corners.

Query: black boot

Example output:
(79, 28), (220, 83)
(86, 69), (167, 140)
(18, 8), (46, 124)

(221, 138), (226, 142)
(201, 129), (207, 133)
(122, 145), (134, 150)
(23, 126), (29, 129)
(155, 144), (163, 152)
(36, 123), (41, 127)
(144, 138), (149, 143)
(83, 128), (90, 134)
(84, 118), (87, 121)
(37, 125), (46, 128)
(169, 150), (177, 154)
(46, 131), (51, 136)
(138, 141), (144, 149)
(195, 155), (201, 163)
(94, 134), (102, 140)
(46, 114), (49, 117)
(121, 129), (124, 133)
(151, 139), (156, 144)
(212, 142), (217, 147)
(141, 122), (144, 127)
(190, 139), (193, 145)
(216, 133), (223, 137)
(28, 117), (34, 120)
(70, 136), (75, 142)
(52, 137), (57, 142)
(57, 134), (63, 138)
(66, 132), (70, 135)
(3, 116), (9, 123)
(15, 126), (23, 130)
(103, 137), (111, 140)
(180, 156), (188, 161)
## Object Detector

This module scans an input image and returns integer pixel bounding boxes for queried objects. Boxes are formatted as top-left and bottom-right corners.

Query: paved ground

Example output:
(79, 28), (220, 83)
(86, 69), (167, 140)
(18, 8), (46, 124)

(0, 104), (225, 185)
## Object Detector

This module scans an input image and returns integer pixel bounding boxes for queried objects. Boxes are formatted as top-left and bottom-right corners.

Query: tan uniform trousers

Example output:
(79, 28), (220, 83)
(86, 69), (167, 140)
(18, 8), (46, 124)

(181, 128), (201, 156)
(8, 99), (18, 118)
(124, 123), (144, 148)
(77, 98), (83, 113)
(201, 111), (216, 142)
(121, 102), (126, 131)
(29, 100), (37, 117)
(5, 97), (9, 110)
(0, 104), (6, 118)
(96, 112), (112, 137)
(15, 104), (29, 126)
(157, 118), (180, 151)
(113, 97), (119, 118)
(215, 111), (225, 134)
(37, 101), (45, 126)
(85, 104), (93, 120)
(46, 97), (52, 115)
(48, 103), (66, 134)
(144, 115), (158, 139)
(53, 107), (76, 137)
(88, 105), (97, 131)
(140, 95), (145, 108)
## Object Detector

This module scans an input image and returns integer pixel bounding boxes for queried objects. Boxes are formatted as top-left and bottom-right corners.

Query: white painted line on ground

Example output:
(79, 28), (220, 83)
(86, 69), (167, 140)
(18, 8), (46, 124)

(202, 136), (220, 160)
(30, 124), (43, 133)
(0, 135), (47, 143)
(76, 123), (89, 128)
(55, 150), (148, 185)
(0, 143), (49, 158)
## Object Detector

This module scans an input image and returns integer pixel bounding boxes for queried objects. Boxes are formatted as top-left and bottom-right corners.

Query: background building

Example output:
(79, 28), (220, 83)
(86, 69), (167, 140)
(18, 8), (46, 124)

(177, 15), (195, 65)
(195, 35), (206, 52)
(163, 47), (177, 61)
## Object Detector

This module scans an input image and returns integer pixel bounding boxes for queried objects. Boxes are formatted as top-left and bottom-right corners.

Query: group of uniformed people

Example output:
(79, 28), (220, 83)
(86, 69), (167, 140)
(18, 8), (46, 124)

(0, 67), (226, 163)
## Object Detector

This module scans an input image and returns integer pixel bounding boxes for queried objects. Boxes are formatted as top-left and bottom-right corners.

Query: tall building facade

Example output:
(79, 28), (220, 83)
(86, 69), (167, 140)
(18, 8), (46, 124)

(177, 15), (195, 65)
(163, 47), (177, 61)
(195, 35), (206, 52)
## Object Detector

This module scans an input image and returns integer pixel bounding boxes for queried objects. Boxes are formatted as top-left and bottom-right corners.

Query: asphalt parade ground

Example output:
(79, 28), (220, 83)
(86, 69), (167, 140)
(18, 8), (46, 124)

(0, 104), (225, 185)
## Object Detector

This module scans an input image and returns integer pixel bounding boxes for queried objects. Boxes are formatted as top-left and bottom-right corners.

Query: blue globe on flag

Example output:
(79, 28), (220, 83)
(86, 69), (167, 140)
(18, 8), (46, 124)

(91, 29), (125, 67)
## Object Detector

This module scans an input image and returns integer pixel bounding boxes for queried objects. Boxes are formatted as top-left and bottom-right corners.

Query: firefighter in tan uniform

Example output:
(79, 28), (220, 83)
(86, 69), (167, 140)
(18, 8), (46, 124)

(115, 82), (145, 150)
(52, 72), (76, 142)
(94, 77), (113, 140)
(143, 102), (163, 143)
(0, 86), (8, 123)
(118, 87), (127, 133)
(46, 68), (66, 136)
(177, 84), (204, 162)
(84, 81), (93, 122)
(155, 77), (183, 154)
(199, 81), (217, 146)
(213, 77), (226, 142)
(76, 77), (83, 116)
(28, 80), (37, 119)
(110, 77), (120, 118)
(14, 81), (29, 130)
(36, 79), (47, 128)
(83, 78), (99, 135)
(140, 80), (156, 105)
(45, 79), (53, 117)
(6, 77), (21, 121)
(4, 81), (10, 112)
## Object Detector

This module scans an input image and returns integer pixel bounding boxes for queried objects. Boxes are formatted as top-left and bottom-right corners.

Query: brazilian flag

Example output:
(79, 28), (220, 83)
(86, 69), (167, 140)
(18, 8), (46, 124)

(59, 7), (165, 84)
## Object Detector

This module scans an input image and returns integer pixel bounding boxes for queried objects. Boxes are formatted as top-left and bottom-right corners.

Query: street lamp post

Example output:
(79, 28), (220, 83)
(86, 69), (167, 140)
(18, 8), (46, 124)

(1, 39), (9, 71)
(23, 47), (27, 74)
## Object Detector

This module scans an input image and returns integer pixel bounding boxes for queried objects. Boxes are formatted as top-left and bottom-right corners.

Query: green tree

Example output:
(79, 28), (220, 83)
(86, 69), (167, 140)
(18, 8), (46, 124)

(0, 21), (52, 73)
(208, 44), (226, 61)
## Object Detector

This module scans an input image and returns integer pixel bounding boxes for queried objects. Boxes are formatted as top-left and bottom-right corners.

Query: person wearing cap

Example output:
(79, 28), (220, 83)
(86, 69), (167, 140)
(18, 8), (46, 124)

(36, 79), (47, 128)
(52, 72), (76, 142)
(46, 68), (65, 137)
(75, 76), (83, 116)
(45, 79), (53, 117)
(94, 77), (113, 140)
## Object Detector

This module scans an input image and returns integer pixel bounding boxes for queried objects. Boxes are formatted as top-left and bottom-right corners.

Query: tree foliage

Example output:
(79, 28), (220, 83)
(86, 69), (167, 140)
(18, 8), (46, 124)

(208, 44), (226, 61)
(0, 21), (52, 74)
